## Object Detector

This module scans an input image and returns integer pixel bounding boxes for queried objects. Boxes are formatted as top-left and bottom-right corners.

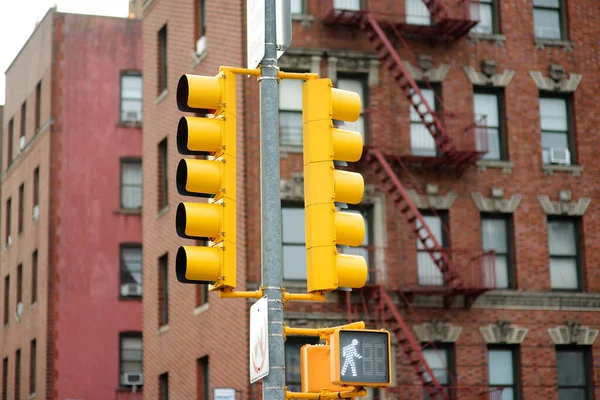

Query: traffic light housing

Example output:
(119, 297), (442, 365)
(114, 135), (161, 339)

(330, 329), (391, 387)
(302, 78), (368, 294)
(175, 70), (236, 290)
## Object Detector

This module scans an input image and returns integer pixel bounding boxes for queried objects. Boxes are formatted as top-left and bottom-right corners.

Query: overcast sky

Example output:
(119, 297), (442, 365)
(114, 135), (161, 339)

(0, 0), (129, 105)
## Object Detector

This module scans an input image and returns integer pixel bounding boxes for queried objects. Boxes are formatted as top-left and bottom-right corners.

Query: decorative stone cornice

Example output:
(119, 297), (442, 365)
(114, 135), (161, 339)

(469, 32), (506, 46)
(480, 321), (528, 344)
(529, 64), (582, 92)
(405, 61), (450, 83)
(471, 187), (522, 213)
(463, 65), (515, 87)
(548, 322), (599, 345)
(534, 38), (574, 52)
(406, 184), (456, 210)
(537, 190), (591, 216)
(280, 172), (377, 203)
(326, 50), (380, 86)
(278, 48), (323, 75)
(413, 320), (462, 343)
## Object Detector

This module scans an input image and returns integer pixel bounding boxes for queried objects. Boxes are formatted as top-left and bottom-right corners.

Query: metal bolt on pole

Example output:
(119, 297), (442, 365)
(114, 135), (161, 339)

(260, 0), (285, 399)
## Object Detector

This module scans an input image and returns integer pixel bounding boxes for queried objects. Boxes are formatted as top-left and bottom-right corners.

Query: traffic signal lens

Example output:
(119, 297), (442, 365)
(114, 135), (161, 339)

(332, 330), (391, 386)
(176, 159), (223, 197)
(176, 246), (221, 283)
(176, 202), (221, 240)
(177, 116), (223, 155)
(177, 74), (221, 113)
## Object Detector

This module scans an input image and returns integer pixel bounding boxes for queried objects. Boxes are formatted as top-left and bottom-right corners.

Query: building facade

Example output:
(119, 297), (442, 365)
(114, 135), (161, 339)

(1, 9), (144, 400)
(141, 0), (600, 399)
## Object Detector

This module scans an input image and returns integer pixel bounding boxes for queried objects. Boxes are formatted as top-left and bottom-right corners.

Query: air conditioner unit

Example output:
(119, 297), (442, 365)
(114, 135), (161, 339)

(6, 236), (12, 247)
(125, 110), (141, 123)
(122, 372), (143, 386)
(121, 283), (142, 297)
(19, 136), (26, 151)
(15, 302), (23, 321)
(549, 147), (571, 165)
(196, 35), (207, 55)
(33, 205), (40, 221)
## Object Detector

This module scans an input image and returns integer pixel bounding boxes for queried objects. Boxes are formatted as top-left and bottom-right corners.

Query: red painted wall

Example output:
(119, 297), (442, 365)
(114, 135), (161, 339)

(54, 14), (143, 400)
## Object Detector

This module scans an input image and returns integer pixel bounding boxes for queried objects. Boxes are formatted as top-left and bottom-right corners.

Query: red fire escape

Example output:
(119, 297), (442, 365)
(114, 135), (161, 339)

(321, 1), (498, 399)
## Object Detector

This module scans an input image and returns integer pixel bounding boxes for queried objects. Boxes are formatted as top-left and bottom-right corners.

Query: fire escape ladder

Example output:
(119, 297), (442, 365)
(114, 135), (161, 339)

(379, 289), (448, 400)
(365, 148), (464, 290)
(361, 14), (456, 156)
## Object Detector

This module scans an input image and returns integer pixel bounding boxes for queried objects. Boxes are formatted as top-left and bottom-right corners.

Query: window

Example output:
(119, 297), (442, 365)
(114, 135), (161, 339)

(33, 167), (40, 211)
(158, 25), (168, 94)
(157, 138), (168, 211)
(533, 0), (565, 39)
(31, 250), (38, 304)
(20, 102), (26, 142)
(7, 118), (13, 166)
(482, 215), (513, 289)
(14, 349), (20, 400)
(196, 356), (209, 400)
(333, 0), (360, 11)
(194, 0), (206, 46)
(411, 87), (438, 156)
(3, 276), (8, 325)
(119, 333), (143, 386)
(196, 284), (208, 308)
(120, 159), (142, 210)
(121, 73), (142, 123)
(35, 82), (41, 131)
(18, 184), (24, 234)
(472, 0), (498, 34)
(488, 346), (519, 400)
(282, 205), (306, 280)
(417, 214), (447, 286)
(120, 245), (142, 296)
(547, 219), (580, 290)
(540, 96), (572, 165)
(406, 0), (431, 25)
(337, 76), (367, 141)
(285, 337), (320, 392)
(422, 345), (454, 399)
(159, 373), (169, 400)
(2, 357), (7, 400)
(30, 339), (36, 394)
(279, 78), (304, 145)
(474, 91), (505, 160)
(158, 253), (169, 326)
(291, 0), (303, 14)
(16, 264), (22, 305)
(556, 347), (590, 400)
(5, 197), (11, 245)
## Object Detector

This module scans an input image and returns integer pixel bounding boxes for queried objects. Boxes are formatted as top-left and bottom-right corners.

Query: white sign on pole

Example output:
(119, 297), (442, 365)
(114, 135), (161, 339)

(249, 296), (269, 383)
(214, 388), (236, 400)
(247, 0), (265, 69)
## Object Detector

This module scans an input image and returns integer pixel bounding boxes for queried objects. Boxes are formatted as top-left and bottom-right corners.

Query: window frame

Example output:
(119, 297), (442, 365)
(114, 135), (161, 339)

(120, 71), (143, 124)
(18, 183), (24, 234)
(7, 118), (14, 167)
(474, 88), (507, 161)
(1, 357), (7, 400)
(278, 70), (306, 146)
(157, 138), (169, 211)
(14, 349), (20, 400)
(20, 101), (26, 141)
(555, 345), (591, 399)
(5, 197), (11, 246)
(196, 356), (209, 400)
(16, 264), (22, 305)
(472, 0), (501, 34)
(35, 82), (41, 132)
(3, 275), (8, 326)
(158, 253), (169, 327)
(33, 166), (40, 209)
(119, 332), (143, 387)
(159, 372), (169, 400)
(411, 83), (441, 157)
(120, 158), (143, 210)
(281, 202), (307, 281)
(31, 250), (38, 304)
(481, 213), (515, 289)
(421, 343), (456, 399)
(416, 211), (449, 286)
(195, 0), (206, 41)
(533, 0), (567, 40)
(29, 339), (36, 395)
(539, 93), (575, 165)
(157, 25), (168, 94)
(547, 217), (582, 292)
(290, 0), (305, 14)
(119, 243), (143, 298)
(487, 345), (521, 400)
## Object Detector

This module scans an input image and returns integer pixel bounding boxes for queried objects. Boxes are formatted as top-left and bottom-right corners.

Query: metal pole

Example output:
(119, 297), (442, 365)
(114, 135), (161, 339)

(260, 0), (285, 399)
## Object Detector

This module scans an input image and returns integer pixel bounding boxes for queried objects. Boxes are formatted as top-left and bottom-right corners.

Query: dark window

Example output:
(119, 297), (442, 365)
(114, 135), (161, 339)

(33, 167), (40, 209)
(547, 218), (581, 290)
(120, 159), (142, 210)
(279, 75), (305, 145)
(158, 25), (168, 94)
(533, 0), (565, 39)
(482, 215), (514, 289)
(422, 344), (455, 399)
(2, 357), (7, 400)
(121, 72), (142, 123)
(29, 339), (36, 394)
(31, 250), (38, 304)
(20, 102), (26, 141)
(196, 283), (208, 308)
(7, 118), (13, 166)
(195, 0), (206, 42)
(285, 337), (320, 393)
(281, 204), (306, 280)
(35, 82), (41, 131)
(5, 197), (11, 246)
(488, 346), (519, 400)
(158, 253), (169, 326)
(3, 276), (8, 325)
(417, 212), (448, 286)
(14, 349), (20, 400)
(157, 138), (168, 211)
(475, 90), (506, 160)
(16, 264), (22, 305)
(119, 332), (143, 386)
(120, 244), (142, 296)
(159, 373), (169, 400)
(472, 0), (499, 34)
(556, 346), (590, 400)
(18, 184), (24, 234)
(540, 96), (573, 165)
(196, 356), (209, 400)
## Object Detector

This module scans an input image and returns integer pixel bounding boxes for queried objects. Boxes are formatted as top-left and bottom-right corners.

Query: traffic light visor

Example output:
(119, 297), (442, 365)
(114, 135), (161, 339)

(177, 116), (223, 155)
(176, 159), (223, 198)
(176, 202), (222, 240)
(176, 245), (221, 283)
(331, 88), (361, 122)
(177, 74), (221, 113)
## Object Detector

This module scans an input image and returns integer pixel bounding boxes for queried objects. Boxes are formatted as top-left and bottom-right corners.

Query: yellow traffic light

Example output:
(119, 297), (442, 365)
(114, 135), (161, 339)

(175, 70), (236, 290)
(330, 329), (392, 387)
(300, 344), (346, 392)
(302, 78), (367, 294)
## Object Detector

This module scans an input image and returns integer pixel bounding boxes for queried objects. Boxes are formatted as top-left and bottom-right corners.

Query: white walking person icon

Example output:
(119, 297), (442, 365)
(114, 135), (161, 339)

(341, 339), (362, 377)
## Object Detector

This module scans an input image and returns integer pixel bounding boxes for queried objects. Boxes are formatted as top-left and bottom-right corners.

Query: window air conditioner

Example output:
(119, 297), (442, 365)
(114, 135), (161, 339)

(6, 236), (12, 247)
(125, 111), (141, 123)
(19, 136), (26, 151)
(15, 302), (23, 321)
(121, 283), (142, 297)
(33, 205), (40, 221)
(196, 35), (207, 55)
(549, 147), (570, 165)
(122, 372), (144, 386)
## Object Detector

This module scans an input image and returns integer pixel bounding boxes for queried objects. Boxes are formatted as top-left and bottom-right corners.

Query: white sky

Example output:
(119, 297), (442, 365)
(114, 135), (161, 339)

(0, 0), (129, 105)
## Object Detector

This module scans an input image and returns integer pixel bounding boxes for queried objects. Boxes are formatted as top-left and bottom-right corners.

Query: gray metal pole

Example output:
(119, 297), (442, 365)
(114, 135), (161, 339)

(260, 0), (285, 399)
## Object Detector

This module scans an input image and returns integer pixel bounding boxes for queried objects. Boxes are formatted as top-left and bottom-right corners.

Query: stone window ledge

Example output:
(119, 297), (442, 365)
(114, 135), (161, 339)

(280, 144), (303, 155)
(155, 89), (169, 105)
(469, 32), (506, 46)
(292, 13), (314, 27)
(476, 160), (514, 174)
(534, 38), (574, 51)
(194, 303), (210, 316)
(157, 324), (169, 335)
(542, 164), (582, 177)
(114, 208), (142, 216)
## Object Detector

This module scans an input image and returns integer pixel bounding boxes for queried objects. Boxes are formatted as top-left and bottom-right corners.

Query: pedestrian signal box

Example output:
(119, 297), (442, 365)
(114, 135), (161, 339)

(330, 329), (391, 387)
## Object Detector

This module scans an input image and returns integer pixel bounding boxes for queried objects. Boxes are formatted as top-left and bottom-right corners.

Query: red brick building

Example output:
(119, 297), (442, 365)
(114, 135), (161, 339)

(140, 0), (600, 399)
(1, 9), (144, 400)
